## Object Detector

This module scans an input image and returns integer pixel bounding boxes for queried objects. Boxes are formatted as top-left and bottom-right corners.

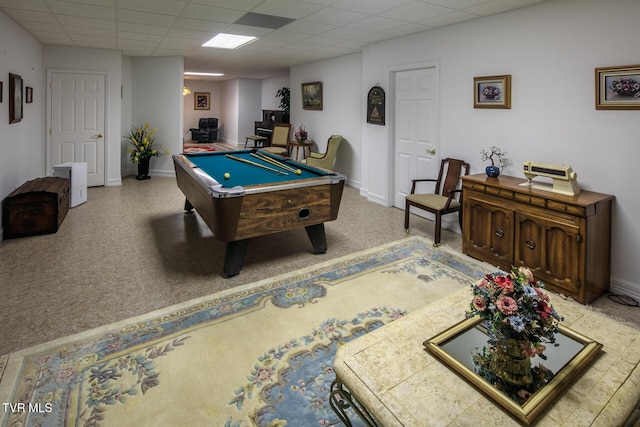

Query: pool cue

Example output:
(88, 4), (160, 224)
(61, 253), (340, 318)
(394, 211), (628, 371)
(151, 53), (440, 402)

(225, 154), (288, 175)
(251, 152), (298, 174)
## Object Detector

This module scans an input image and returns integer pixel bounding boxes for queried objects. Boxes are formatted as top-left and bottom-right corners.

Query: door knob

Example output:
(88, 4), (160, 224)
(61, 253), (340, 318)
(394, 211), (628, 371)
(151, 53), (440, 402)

(427, 148), (436, 155)
(93, 133), (104, 139)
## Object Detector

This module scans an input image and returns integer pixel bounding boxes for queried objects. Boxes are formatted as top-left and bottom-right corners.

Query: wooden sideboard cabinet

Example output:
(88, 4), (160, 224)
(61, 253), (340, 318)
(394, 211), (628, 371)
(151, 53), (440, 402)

(461, 174), (614, 304)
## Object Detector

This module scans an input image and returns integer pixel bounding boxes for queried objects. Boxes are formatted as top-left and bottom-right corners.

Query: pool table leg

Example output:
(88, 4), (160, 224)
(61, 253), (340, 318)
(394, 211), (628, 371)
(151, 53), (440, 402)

(224, 239), (249, 278)
(305, 224), (328, 254)
(184, 198), (193, 212)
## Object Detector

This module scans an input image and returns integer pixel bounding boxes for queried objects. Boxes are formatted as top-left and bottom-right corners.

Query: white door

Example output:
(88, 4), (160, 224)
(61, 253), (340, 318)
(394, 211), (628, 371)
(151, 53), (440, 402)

(393, 67), (439, 209)
(50, 72), (105, 187)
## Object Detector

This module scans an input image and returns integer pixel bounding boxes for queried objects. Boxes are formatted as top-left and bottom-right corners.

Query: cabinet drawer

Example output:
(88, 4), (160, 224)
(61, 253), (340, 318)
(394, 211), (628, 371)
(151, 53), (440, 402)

(548, 200), (585, 216)
(485, 186), (513, 199)
(463, 182), (485, 192)
(514, 193), (546, 207)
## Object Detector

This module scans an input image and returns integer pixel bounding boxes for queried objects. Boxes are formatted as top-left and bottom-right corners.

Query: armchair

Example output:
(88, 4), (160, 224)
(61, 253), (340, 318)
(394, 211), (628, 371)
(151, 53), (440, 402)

(302, 135), (343, 170)
(190, 118), (219, 143)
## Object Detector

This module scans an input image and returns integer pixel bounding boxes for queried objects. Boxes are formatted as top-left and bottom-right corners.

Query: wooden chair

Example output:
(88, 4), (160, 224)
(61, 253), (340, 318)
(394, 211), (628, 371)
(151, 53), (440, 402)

(262, 123), (291, 156)
(404, 158), (470, 246)
(302, 135), (343, 170)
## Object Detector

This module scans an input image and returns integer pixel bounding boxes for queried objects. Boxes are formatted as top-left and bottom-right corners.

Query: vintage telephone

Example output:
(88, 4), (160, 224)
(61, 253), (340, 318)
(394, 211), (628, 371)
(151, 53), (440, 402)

(520, 161), (580, 196)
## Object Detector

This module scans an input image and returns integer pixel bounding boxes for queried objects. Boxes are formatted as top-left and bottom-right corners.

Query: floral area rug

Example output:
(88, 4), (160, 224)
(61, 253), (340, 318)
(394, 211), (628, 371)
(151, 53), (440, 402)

(0, 236), (493, 427)
(182, 143), (218, 154)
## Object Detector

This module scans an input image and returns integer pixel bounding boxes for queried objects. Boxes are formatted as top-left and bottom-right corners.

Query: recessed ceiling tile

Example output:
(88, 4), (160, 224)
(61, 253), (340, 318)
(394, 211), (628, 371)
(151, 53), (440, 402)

(30, 29), (72, 43)
(3, 9), (57, 23)
(191, 0), (262, 11)
(118, 10), (176, 26)
(118, 0), (185, 16)
(252, 0), (324, 20)
(426, 0), (496, 9)
(326, 26), (371, 40)
(380, 1), (453, 22)
(303, 6), (367, 26)
(464, 0), (542, 16)
(261, 29), (312, 43)
(172, 17), (227, 33)
(280, 19), (337, 35)
(118, 22), (168, 36)
(418, 10), (478, 27)
(57, 15), (114, 30)
(383, 22), (432, 36)
(43, 0), (114, 19)
(180, 4), (245, 23)
(332, 0), (414, 15)
(0, 0), (49, 12)
(65, 26), (115, 38)
(118, 31), (164, 42)
(348, 15), (406, 32)
(166, 28), (213, 40)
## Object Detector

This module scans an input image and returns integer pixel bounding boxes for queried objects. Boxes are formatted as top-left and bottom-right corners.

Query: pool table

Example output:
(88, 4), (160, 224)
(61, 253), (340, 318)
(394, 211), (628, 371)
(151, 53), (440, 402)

(173, 150), (347, 277)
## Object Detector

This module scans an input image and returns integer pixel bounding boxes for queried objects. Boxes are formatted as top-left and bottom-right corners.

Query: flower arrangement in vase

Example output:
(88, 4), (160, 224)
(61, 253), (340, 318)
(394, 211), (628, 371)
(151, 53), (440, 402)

(294, 124), (308, 142)
(125, 123), (168, 180)
(481, 146), (506, 177)
(467, 267), (563, 403)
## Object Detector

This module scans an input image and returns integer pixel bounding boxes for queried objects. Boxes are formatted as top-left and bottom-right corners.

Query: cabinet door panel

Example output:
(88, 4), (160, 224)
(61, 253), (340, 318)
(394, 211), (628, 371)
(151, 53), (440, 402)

(463, 196), (513, 268)
(515, 212), (583, 295)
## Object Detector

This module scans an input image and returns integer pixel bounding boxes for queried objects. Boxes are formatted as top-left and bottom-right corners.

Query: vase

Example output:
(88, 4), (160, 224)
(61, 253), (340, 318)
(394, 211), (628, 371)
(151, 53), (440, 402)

(486, 165), (500, 178)
(136, 157), (151, 180)
(495, 339), (533, 386)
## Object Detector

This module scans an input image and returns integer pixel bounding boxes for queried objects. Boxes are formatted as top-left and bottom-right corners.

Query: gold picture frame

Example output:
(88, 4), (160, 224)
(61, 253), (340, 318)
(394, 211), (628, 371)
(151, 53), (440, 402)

(595, 64), (640, 110)
(9, 73), (23, 124)
(301, 81), (323, 110)
(474, 75), (511, 109)
(423, 316), (602, 425)
(194, 92), (210, 110)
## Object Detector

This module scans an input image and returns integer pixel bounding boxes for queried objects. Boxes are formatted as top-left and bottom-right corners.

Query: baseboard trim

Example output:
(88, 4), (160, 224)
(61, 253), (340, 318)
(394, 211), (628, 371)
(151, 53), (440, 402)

(610, 276), (640, 302)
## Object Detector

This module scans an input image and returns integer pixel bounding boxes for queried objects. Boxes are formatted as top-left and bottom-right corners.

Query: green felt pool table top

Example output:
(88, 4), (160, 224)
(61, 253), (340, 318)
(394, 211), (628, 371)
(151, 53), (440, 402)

(184, 150), (332, 188)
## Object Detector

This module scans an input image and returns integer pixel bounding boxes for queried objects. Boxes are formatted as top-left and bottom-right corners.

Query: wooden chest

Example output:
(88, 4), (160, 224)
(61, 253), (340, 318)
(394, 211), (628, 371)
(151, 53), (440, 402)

(2, 177), (70, 239)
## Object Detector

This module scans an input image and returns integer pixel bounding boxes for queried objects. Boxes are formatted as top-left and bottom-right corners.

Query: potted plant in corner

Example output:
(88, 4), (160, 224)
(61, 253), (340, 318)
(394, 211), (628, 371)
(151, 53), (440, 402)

(276, 87), (290, 123)
(125, 123), (168, 180)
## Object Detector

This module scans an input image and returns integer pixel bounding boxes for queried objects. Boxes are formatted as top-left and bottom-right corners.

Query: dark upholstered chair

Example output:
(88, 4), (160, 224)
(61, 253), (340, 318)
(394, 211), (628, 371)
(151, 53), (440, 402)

(404, 158), (470, 246)
(190, 118), (218, 143)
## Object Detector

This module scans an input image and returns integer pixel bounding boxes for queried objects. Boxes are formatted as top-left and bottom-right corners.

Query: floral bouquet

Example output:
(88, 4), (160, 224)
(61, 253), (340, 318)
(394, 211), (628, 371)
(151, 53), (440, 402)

(482, 85), (502, 100)
(467, 267), (563, 402)
(294, 124), (308, 142)
(468, 267), (563, 358)
(609, 78), (640, 98)
(125, 123), (167, 164)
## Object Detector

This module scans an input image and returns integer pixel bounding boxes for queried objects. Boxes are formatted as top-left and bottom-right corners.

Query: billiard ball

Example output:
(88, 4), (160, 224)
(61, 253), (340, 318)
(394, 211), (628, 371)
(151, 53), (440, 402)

(223, 172), (230, 179)
(296, 169), (302, 175)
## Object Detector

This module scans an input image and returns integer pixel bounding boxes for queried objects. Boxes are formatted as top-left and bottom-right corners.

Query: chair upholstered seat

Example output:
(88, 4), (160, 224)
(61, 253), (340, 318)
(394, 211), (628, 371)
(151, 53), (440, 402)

(405, 194), (461, 211)
(404, 157), (470, 245)
(262, 123), (291, 157)
(189, 118), (218, 143)
(302, 135), (343, 170)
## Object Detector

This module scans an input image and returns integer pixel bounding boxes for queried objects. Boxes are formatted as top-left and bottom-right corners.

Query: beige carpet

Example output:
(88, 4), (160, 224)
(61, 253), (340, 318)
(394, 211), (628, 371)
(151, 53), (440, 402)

(0, 236), (494, 426)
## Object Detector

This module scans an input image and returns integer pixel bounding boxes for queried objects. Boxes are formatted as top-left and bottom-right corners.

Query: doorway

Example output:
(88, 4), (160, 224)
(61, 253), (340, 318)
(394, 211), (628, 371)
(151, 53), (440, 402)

(48, 72), (106, 187)
(392, 65), (439, 210)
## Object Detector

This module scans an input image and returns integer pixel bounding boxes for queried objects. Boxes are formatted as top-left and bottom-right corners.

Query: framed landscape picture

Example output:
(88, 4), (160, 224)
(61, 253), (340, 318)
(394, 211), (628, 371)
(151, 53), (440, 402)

(9, 73), (23, 124)
(194, 92), (210, 110)
(595, 64), (640, 110)
(302, 81), (323, 110)
(474, 75), (511, 109)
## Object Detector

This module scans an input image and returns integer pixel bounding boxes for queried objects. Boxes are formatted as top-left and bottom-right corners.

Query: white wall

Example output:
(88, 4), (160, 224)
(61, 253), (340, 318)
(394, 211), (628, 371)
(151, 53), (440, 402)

(219, 78), (262, 146)
(0, 10), (45, 211)
(131, 56), (184, 177)
(353, 0), (639, 295)
(290, 53), (362, 186)
(42, 45), (123, 186)
(183, 80), (222, 142)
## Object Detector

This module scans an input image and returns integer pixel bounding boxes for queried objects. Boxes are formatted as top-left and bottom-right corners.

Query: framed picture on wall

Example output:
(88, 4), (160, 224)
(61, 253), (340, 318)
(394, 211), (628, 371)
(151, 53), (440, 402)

(474, 75), (511, 109)
(194, 92), (210, 110)
(9, 73), (23, 124)
(595, 64), (640, 110)
(301, 81), (323, 110)
(26, 86), (33, 103)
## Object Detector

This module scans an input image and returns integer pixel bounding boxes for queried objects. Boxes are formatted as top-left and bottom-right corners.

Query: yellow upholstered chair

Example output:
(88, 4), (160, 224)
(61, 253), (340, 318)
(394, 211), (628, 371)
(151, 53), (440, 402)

(262, 123), (291, 156)
(302, 135), (343, 170)
(404, 158), (470, 246)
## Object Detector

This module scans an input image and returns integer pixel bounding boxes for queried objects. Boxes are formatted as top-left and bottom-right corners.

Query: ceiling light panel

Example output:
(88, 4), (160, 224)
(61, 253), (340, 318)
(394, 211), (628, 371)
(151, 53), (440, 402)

(202, 33), (257, 49)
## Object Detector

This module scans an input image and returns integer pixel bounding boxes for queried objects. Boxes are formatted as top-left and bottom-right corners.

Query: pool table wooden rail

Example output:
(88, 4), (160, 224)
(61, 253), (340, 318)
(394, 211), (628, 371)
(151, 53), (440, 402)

(173, 154), (346, 277)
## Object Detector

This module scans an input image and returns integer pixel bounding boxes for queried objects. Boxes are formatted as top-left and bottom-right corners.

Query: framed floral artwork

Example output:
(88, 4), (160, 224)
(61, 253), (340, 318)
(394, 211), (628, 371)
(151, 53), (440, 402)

(301, 81), (322, 110)
(194, 92), (210, 110)
(474, 75), (511, 109)
(595, 64), (640, 110)
(9, 73), (23, 124)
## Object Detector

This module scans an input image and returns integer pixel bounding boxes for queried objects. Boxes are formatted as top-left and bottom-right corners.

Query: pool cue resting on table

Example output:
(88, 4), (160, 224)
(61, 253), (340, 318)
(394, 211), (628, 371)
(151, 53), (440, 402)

(251, 152), (302, 175)
(225, 154), (288, 175)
